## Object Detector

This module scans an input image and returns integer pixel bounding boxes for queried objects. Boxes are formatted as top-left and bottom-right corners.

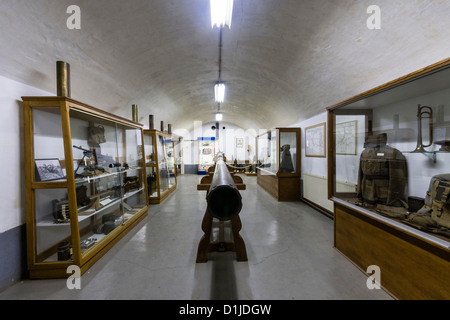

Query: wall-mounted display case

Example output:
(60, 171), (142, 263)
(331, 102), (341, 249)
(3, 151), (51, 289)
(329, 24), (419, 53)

(256, 128), (300, 201)
(327, 58), (450, 299)
(22, 96), (148, 279)
(143, 129), (177, 204)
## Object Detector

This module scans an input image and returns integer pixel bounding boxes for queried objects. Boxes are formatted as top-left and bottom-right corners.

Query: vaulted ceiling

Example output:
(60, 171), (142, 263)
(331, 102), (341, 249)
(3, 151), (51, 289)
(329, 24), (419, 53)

(1, 0), (450, 133)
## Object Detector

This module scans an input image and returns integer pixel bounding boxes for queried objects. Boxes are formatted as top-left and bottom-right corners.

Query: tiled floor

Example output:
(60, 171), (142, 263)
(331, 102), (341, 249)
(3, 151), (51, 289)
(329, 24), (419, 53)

(0, 174), (392, 300)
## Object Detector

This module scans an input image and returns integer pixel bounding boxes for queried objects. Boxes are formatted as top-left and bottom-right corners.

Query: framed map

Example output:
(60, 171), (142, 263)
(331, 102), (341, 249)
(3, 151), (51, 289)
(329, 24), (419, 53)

(305, 123), (326, 158)
(336, 120), (357, 155)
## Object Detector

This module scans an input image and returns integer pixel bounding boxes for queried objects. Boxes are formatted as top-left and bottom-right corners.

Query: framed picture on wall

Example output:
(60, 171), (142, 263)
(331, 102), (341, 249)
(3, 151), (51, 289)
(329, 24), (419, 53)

(236, 138), (243, 148)
(336, 120), (357, 155)
(34, 158), (65, 181)
(305, 123), (326, 158)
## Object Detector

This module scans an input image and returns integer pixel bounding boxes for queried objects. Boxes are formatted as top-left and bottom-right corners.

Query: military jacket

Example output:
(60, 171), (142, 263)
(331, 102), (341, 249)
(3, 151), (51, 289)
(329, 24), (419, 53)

(357, 144), (407, 207)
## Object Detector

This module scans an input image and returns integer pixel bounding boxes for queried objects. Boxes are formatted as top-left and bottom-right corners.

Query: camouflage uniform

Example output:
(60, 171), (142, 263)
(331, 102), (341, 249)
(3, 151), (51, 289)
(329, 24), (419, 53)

(356, 134), (408, 208)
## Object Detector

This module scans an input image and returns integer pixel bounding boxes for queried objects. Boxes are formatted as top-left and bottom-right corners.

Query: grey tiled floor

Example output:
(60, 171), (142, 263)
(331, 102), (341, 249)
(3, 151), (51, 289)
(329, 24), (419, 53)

(0, 174), (392, 300)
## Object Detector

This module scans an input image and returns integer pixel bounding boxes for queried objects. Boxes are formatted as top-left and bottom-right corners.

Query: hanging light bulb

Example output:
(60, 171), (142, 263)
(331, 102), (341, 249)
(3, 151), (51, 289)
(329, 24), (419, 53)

(215, 112), (223, 121)
(210, 0), (234, 29)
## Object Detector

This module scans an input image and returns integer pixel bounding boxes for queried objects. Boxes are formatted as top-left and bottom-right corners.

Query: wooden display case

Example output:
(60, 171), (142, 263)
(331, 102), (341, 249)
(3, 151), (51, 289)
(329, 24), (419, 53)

(327, 58), (450, 299)
(256, 127), (301, 201)
(143, 129), (177, 204)
(22, 96), (149, 279)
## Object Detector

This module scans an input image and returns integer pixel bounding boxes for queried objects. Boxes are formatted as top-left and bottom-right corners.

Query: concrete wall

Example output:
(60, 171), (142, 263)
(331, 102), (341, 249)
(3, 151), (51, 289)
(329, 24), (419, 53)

(0, 76), (53, 291)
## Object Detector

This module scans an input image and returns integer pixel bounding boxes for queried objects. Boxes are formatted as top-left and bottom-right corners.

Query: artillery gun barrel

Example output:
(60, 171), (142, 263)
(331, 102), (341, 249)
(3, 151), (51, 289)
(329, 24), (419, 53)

(206, 158), (242, 221)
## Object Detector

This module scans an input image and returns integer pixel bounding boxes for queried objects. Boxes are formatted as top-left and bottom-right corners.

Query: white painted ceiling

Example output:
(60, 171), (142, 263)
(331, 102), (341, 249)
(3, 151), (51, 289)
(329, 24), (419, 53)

(1, 0), (450, 133)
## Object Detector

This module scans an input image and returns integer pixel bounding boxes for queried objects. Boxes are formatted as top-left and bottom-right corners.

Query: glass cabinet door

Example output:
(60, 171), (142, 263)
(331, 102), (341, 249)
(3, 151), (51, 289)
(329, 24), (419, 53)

(33, 107), (66, 182)
(329, 67), (450, 248)
(164, 138), (176, 189)
(157, 134), (170, 195)
(257, 129), (277, 175)
(279, 130), (298, 174)
(143, 132), (158, 199)
(32, 106), (72, 262)
(120, 125), (147, 219)
(70, 110), (122, 255)
(198, 138), (215, 172)
(69, 109), (147, 256)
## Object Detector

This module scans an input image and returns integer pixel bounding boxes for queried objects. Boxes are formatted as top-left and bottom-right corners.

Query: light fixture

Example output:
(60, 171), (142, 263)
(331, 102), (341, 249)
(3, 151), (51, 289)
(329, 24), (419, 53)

(210, 0), (234, 29)
(214, 82), (226, 103)
(215, 112), (223, 121)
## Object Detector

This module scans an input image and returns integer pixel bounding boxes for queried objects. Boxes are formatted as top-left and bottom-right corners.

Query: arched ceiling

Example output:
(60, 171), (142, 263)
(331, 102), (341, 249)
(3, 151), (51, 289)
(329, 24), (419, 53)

(1, 0), (450, 133)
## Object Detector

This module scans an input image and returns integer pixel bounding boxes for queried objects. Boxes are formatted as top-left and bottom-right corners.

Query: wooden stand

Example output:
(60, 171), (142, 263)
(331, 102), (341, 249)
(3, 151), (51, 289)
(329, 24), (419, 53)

(196, 167), (248, 263)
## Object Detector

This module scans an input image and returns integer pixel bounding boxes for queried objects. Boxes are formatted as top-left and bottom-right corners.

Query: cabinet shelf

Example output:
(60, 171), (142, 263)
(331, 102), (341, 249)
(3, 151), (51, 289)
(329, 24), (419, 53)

(36, 187), (145, 227)
(73, 167), (143, 185)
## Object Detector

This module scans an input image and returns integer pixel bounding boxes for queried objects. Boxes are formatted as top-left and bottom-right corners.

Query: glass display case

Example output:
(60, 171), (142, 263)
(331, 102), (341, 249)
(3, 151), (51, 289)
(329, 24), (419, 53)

(143, 129), (177, 204)
(256, 128), (300, 201)
(198, 137), (216, 174)
(327, 58), (450, 299)
(22, 96), (148, 279)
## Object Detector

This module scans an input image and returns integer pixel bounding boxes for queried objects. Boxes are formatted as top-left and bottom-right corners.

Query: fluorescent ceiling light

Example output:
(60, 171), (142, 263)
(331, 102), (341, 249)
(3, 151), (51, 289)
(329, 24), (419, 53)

(210, 0), (234, 29)
(215, 112), (223, 121)
(215, 82), (226, 103)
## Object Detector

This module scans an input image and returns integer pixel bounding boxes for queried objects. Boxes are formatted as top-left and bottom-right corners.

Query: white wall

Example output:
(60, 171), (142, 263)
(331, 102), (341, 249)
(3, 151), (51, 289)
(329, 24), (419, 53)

(0, 75), (53, 233)
(176, 122), (258, 166)
(291, 112), (334, 212)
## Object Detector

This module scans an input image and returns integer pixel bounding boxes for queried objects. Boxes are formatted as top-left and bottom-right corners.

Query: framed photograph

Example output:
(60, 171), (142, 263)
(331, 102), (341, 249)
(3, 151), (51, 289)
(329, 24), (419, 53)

(236, 138), (243, 148)
(336, 120), (357, 155)
(305, 123), (326, 158)
(35, 158), (65, 181)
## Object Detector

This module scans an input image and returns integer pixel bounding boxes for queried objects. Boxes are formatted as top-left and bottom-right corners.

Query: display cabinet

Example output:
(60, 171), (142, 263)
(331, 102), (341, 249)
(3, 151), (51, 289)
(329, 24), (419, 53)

(256, 128), (301, 201)
(327, 58), (450, 299)
(22, 96), (149, 279)
(143, 129), (177, 204)
(198, 137), (216, 174)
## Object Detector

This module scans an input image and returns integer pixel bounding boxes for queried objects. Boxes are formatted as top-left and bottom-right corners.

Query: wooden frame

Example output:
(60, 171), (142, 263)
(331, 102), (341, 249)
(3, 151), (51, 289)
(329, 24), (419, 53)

(256, 127), (301, 201)
(326, 58), (450, 299)
(22, 96), (149, 279)
(305, 123), (326, 158)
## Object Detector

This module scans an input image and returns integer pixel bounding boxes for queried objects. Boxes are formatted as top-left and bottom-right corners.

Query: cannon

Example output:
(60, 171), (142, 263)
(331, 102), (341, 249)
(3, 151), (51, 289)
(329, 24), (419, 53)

(206, 157), (243, 221)
(196, 154), (247, 262)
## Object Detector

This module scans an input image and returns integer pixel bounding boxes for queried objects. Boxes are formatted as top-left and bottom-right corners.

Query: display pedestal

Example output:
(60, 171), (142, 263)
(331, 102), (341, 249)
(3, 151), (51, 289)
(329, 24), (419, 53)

(196, 166), (247, 262)
(196, 209), (247, 263)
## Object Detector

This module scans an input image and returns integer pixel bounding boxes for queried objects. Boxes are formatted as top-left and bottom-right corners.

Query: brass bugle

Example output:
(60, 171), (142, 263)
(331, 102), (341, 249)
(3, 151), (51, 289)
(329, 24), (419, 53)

(412, 104), (433, 153)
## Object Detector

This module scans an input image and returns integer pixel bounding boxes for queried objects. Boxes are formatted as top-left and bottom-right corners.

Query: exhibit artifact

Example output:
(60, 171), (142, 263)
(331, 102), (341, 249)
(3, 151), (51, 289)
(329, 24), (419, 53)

(327, 57), (450, 299)
(256, 127), (301, 201)
(196, 154), (247, 262)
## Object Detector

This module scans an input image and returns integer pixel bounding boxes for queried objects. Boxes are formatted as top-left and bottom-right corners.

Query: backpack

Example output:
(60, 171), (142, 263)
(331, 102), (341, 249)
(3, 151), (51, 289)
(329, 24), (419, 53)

(420, 174), (450, 229)
(88, 125), (106, 145)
